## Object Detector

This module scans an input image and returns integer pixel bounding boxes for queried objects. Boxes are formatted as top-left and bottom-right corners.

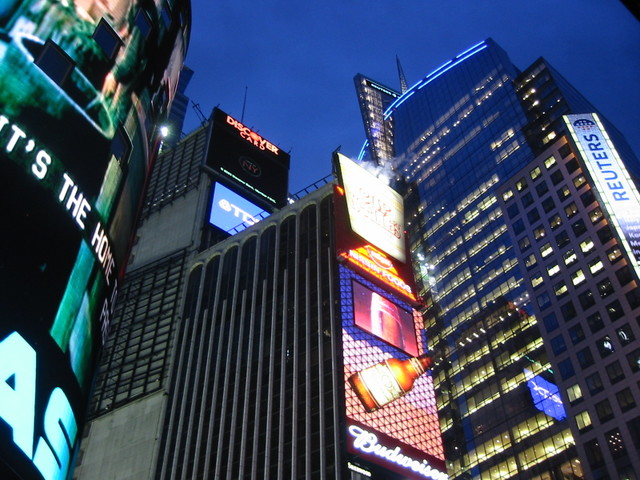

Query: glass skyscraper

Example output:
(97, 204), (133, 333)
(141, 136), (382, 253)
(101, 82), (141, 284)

(356, 38), (640, 479)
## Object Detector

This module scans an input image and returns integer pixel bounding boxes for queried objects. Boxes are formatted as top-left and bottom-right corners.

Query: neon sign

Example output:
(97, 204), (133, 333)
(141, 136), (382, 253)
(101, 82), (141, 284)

(226, 115), (280, 155)
(348, 424), (448, 480)
(340, 245), (415, 300)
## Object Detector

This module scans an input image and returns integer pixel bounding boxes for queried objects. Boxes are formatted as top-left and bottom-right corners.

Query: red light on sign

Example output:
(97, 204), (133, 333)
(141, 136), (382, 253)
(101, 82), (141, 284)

(226, 115), (280, 155)
(340, 245), (415, 301)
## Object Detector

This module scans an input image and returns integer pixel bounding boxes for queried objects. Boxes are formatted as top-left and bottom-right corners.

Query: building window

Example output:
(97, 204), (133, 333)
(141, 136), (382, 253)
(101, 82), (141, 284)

(558, 186), (572, 202)
(558, 358), (575, 380)
(581, 188), (596, 207)
(605, 428), (627, 458)
(625, 288), (640, 309)
(597, 278), (614, 298)
(507, 203), (519, 218)
(578, 289), (595, 310)
(588, 258), (604, 276)
(544, 155), (557, 169)
(502, 189), (514, 202)
(571, 219), (587, 237)
(534, 225), (546, 240)
(575, 410), (592, 431)
(549, 214), (562, 230)
(572, 174), (587, 190)
(547, 262), (561, 277)
(606, 300), (625, 321)
(540, 242), (553, 258)
(519, 236), (531, 252)
(513, 218), (525, 235)
(607, 246), (622, 264)
(531, 274), (544, 289)
(627, 348), (640, 372)
(550, 169), (563, 185)
(527, 208), (540, 224)
(555, 231), (570, 248)
(579, 238), (595, 255)
(571, 269), (586, 286)
(588, 206), (603, 224)
(616, 324), (634, 345)
(587, 312), (604, 333)
(568, 324), (585, 344)
(605, 360), (624, 384)
(554, 281), (568, 297)
(576, 346), (594, 368)
(524, 253), (537, 269)
(564, 202), (578, 218)
(542, 196), (555, 213)
(565, 158), (579, 174)
(516, 177), (528, 191)
(597, 225), (614, 244)
(537, 292), (551, 310)
(584, 439), (605, 469)
(586, 372), (604, 394)
(550, 334), (567, 355)
(563, 249), (577, 266)
(560, 301), (576, 321)
(595, 399), (614, 422)
(597, 335), (615, 357)
(616, 388), (636, 412)
(542, 312), (558, 331)
(566, 383), (583, 404)
(530, 166), (542, 180)
(615, 265), (633, 286)
(535, 181), (548, 197)
(522, 192), (534, 208)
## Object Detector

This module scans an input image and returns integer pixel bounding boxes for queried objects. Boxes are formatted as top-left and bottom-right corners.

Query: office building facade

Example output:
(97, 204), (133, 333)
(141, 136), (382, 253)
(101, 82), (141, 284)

(356, 39), (640, 479)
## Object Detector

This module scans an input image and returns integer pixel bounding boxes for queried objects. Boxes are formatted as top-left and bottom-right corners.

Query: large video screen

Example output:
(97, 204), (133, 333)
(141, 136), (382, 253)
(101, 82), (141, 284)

(209, 182), (268, 233)
(0, 1), (188, 478)
(341, 266), (446, 479)
(207, 108), (290, 208)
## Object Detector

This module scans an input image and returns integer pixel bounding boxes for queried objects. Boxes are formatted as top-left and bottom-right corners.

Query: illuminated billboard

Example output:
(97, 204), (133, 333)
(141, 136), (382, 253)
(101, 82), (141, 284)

(564, 113), (640, 278)
(341, 266), (446, 479)
(207, 108), (290, 208)
(0, 1), (189, 478)
(335, 153), (406, 263)
(209, 182), (268, 233)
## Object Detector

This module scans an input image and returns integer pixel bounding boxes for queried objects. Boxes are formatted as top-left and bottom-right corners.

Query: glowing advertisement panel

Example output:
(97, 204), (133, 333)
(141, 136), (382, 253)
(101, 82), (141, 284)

(207, 108), (290, 208)
(565, 113), (640, 278)
(341, 266), (446, 479)
(0, 1), (188, 478)
(336, 153), (406, 263)
(209, 182), (268, 234)
(524, 369), (566, 421)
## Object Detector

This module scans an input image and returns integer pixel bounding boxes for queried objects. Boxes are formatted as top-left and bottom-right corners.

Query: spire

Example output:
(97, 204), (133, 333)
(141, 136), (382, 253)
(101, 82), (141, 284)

(396, 55), (408, 94)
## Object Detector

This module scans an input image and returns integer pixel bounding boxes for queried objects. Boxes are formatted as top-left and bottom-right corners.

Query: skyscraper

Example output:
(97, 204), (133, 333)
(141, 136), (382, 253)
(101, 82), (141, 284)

(356, 38), (640, 479)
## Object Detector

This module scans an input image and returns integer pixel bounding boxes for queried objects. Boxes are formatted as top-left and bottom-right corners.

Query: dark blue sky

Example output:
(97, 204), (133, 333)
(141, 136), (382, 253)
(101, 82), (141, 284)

(183, 1), (640, 193)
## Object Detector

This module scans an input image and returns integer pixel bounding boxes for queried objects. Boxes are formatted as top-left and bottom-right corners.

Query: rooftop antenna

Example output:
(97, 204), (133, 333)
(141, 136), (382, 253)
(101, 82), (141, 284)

(241, 86), (248, 123)
(191, 101), (207, 126)
(396, 56), (408, 94)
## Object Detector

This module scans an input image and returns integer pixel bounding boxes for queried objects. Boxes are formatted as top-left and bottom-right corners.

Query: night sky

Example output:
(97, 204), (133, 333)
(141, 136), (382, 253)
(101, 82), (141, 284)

(183, 1), (640, 194)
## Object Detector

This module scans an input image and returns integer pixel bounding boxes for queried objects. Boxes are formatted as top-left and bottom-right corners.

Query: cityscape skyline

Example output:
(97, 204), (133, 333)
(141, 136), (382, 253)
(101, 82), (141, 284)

(183, 1), (640, 192)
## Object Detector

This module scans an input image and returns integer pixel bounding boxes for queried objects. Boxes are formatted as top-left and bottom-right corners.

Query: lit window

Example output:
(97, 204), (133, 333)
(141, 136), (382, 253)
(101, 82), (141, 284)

(502, 189), (514, 202)
(597, 336), (615, 357)
(534, 226), (546, 240)
(531, 274), (544, 289)
(558, 185), (571, 202)
(580, 238), (595, 254)
(588, 258), (604, 275)
(524, 253), (537, 269)
(566, 383), (582, 404)
(547, 262), (561, 277)
(516, 177), (528, 191)
(571, 269), (586, 286)
(519, 236), (531, 252)
(573, 174), (587, 190)
(540, 242), (553, 258)
(607, 246), (622, 264)
(575, 410), (592, 431)
(589, 207), (604, 224)
(550, 214), (562, 230)
(544, 155), (557, 169)
(563, 249), (577, 266)
(616, 324), (634, 345)
(554, 281), (568, 297)
(564, 202), (578, 218)
(530, 166), (542, 180)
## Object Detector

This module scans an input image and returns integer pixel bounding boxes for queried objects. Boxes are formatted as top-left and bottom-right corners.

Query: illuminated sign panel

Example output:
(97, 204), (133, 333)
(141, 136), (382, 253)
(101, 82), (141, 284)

(209, 182), (268, 233)
(207, 108), (290, 208)
(0, 1), (188, 478)
(340, 266), (446, 479)
(336, 153), (406, 262)
(565, 113), (640, 277)
(524, 369), (567, 421)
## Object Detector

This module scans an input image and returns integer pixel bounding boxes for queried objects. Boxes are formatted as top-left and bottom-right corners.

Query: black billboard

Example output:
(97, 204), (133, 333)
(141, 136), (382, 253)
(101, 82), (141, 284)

(207, 107), (290, 208)
(0, 1), (189, 478)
